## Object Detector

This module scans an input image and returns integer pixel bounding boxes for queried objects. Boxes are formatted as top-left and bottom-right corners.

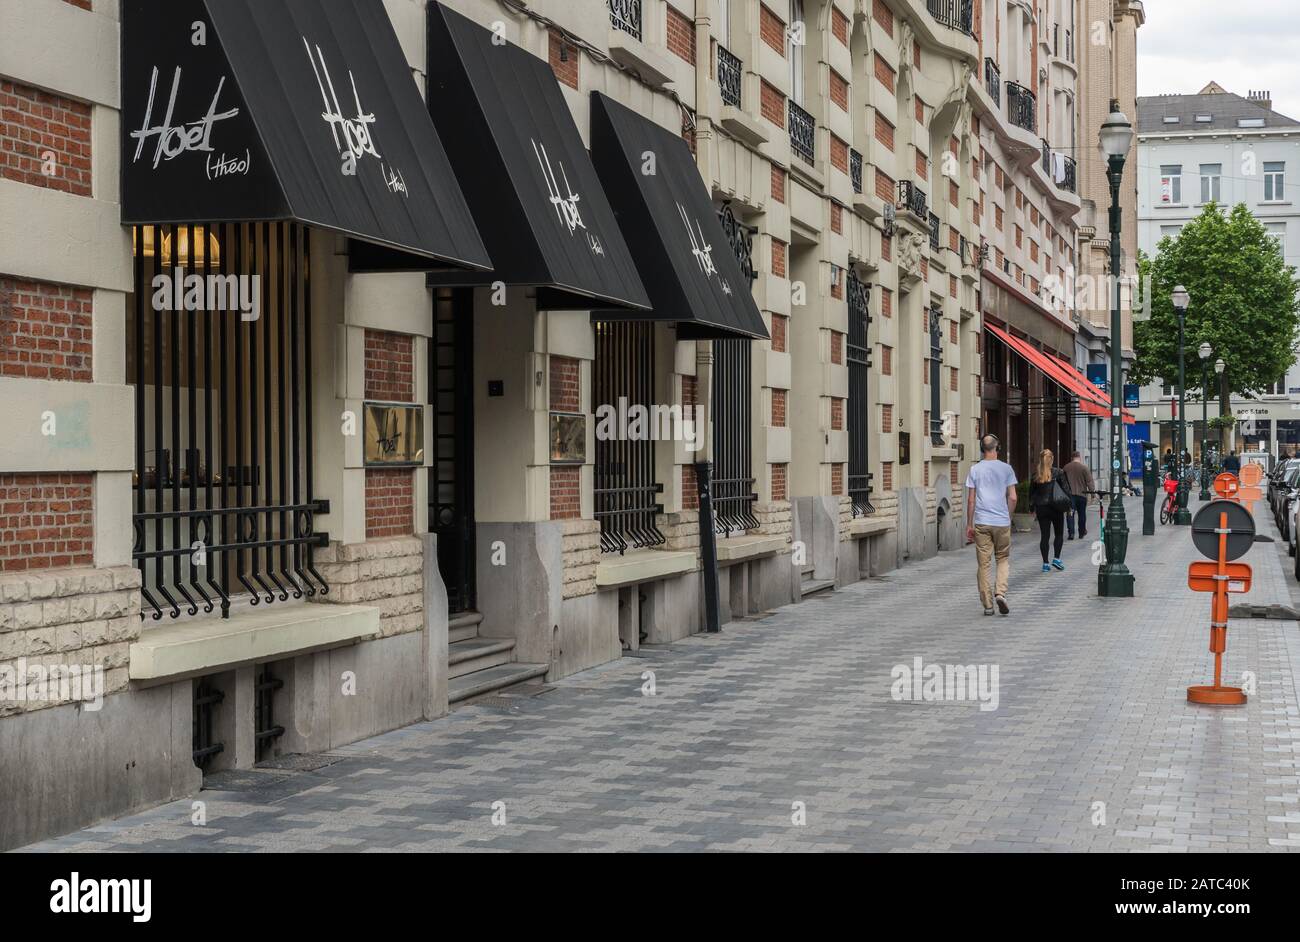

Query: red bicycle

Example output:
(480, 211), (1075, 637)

(1159, 473), (1179, 525)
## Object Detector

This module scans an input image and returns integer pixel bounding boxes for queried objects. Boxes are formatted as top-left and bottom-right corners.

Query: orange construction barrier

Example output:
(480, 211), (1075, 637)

(1186, 505), (1249, 705)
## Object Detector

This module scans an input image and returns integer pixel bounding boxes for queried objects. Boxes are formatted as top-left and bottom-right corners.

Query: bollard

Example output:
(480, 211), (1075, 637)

(1185, 499), (1252, 705)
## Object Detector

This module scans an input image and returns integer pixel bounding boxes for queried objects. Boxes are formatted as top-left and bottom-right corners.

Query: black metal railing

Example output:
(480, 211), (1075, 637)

(192, 678), (224, 770)
(929, 308), (944, 445)
(1041, 139), (1052, 175)
(898, 179), (928, 218)
(713, 338), (759, 535)
(788, 100), (815, 164)
(984, 57), (1001, 106)
(1059, 155), (1077, 192)
(927, 0), (974, 36)
(717, 45), (742, 108)
(847, 270), (874, 516)
(849, 148), (863, 194)
(1006, 81), (1036, 133)
(594, 320), (664, 554)
(608, 0), (642, 40)
(928, 212), (941, 250)
(716, 203), (757, 282)
(254, 665), (284, 762)
(130, 223), (328, 621)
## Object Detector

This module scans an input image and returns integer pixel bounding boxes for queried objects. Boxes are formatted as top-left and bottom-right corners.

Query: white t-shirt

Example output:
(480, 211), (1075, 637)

(965, 459), (1018, 527)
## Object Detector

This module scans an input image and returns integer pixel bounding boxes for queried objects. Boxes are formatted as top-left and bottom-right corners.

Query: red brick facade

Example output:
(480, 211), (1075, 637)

(830, 134), (848, 174)
(0, 473), (93, 572)
(873, 0), (894, 36)
(771, 463), (788, 502)
(0, 81), (92, 197)
(882, 461), (893, 491)
(829, 70), (849, 111)
(830, 202), (842, 234)
(771, 313), (787, 353)
(365, 469), (414, 539)
(771, 238), (787, 278)
(830, 330), (842, 364)
(548, 29), (579, 89)
(681, 464), (698, 511)
(881, 345), (892, 376)
(0, 278), (93, 382)
(771, 388), (787, 427)
(831, 463), (844, 496)
(881, 403), (892, 432)
(550, 466), (581, 520)
(549, 355), (581, 412)
(832, 7), (849, 45)
(759, 4), (786, 55)
(875, 168), (894, 203)
(771, 165), (786, 203)
(363, 329), (414, 402)
(830, 398), (843, 431)
(666, 5), (695, 64)
(760, 80), (785, 127)
(874, 53), (895, 93)
(874, 112), (895, 151)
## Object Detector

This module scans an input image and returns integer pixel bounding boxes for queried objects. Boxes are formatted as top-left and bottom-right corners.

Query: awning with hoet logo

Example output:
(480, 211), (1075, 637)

(119, 0), (491, 272)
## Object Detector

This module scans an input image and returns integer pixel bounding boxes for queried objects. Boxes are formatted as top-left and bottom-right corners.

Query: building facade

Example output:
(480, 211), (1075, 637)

(0, 0), (1127, 848)
(1131, 84), (1300, 457)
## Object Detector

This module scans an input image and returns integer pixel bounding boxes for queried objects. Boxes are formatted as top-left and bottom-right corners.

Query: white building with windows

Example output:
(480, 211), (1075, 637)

(1133, 83), (1300, 457)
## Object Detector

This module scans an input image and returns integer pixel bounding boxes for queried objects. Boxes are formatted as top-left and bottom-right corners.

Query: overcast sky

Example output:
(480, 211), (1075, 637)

(1136, 0), (1300, 120)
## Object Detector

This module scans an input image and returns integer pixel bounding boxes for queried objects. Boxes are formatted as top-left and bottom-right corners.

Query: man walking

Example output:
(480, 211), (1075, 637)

(1062, 451), (1094, 540)
(1223, 450), (1240, 475)
(965, 434), (1018, 616)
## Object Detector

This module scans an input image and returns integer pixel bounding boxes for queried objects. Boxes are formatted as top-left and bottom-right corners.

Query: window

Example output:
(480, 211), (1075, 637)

(1159, 165), (1182, 204)
(1199, 163), (1221, 203)
(1195, 114), (1212, 123)
(847, 271), (873, 515)
(929, 308), (943, 445)
(713, 338), (758, 534)
(1159, 225), (1182, 240)
(1162, 115), (1179, 124)
(788, 0), (804, 104)
(593, 321), (663, 554)
(1264, 161), (1285, 202)
(1266, 221), (1286, 246)
(1238, 117), (1265, 128)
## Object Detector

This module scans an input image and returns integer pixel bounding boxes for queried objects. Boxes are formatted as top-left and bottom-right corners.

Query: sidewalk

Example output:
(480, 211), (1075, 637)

(17, 496), (1300, 852)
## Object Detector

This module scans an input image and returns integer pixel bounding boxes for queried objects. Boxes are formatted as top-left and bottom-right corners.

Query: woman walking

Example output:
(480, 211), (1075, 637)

(1029, 449), (1072, 573)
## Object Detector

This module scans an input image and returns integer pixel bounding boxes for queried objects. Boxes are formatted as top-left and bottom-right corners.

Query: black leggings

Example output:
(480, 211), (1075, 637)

(1037, 509), (1064, 562)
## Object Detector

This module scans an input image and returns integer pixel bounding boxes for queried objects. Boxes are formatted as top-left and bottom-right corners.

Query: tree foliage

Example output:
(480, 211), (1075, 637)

(1130, 203), (1299, 399)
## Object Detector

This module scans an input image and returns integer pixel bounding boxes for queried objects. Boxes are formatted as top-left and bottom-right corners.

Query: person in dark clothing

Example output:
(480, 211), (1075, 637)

(1223, 451), (1241, 475)
(1029, 448), (1071, 572)
(1061, 451), (1094, 539)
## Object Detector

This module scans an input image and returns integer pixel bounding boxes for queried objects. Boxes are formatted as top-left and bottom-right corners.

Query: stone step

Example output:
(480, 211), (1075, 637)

(448, 637), (516, 678)
(449, 662), (549, 704)
(448, 610), (483, 644)
(800, 578), (836, 598)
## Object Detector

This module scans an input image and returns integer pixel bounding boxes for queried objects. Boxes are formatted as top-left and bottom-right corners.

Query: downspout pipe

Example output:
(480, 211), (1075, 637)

(693, 0), (722, 633)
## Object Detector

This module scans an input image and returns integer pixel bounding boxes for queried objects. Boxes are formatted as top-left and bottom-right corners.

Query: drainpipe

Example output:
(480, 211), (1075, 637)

(694, 0), (722, 633)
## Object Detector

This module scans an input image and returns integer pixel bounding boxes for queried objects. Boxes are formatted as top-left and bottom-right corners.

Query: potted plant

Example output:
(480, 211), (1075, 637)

(1012, 479), (1035, 532)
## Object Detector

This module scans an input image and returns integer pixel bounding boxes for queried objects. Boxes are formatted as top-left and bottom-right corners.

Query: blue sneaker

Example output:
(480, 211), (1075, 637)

(1052, 559), (1065, 571)
(1042, 563), (1051, 573)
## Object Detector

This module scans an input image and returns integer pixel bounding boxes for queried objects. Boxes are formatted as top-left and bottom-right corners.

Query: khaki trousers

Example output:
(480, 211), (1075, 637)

(974, 524), (1011, 609)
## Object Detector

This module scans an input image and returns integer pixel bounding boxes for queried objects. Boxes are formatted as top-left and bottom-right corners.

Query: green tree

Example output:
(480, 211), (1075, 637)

(1131, 203), (1299, 406)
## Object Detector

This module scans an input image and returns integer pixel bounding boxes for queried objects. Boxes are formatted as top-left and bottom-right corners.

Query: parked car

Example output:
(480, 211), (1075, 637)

(1270, 459), (1300, 520)
(1283, 469), (1300, 544)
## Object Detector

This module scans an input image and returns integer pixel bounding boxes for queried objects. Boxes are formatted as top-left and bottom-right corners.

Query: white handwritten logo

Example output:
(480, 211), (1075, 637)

(304, 37), (382, 166)
(130, 67), (240, 170)
(207, 148), (250, 180)
(383, 163), (407, 196)
(679, 202), (730, 295)
(535, 139), (592, 240)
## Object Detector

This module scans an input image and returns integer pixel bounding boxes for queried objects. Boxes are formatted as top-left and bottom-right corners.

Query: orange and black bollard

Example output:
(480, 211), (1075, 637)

(1185, 501), (1252, 705)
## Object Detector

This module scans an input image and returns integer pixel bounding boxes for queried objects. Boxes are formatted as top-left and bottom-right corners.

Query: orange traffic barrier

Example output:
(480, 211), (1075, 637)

(1213, 473), (1239, 499)
(1185, 504), (1249, 705)
(1240, 463), (1263, 486)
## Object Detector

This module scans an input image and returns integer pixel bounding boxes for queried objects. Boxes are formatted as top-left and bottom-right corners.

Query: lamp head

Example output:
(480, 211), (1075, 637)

(1099, 103), (1134, 159)
(1215, 358), (1225, 374)
(1171, 285), (1190, 310)
(1198, 342), (1211, 360)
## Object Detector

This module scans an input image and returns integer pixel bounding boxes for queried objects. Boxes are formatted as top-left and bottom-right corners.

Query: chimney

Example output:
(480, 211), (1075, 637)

(1247, 89), (1273, 111)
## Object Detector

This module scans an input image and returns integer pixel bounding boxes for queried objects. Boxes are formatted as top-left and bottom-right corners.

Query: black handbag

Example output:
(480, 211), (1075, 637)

(1049, 474), (1072, 513)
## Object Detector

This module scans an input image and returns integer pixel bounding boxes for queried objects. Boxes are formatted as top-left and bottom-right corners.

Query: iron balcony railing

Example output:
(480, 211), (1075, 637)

(927, 0), (975, 36)
(847, 270), (874, 516)
(788, 100), (815, 164)
(929, 308), (944, 445)
(849, 148), (863, 194)
(928, 212), (941, 250)
(608, 0), (642, 41)
(1041, 139), (1052, 175)
(897, 179), (928, 219)
(1060, 155), (1077, 193)
(130, 223), (328, 621)
(717, 45), (742, 108)
(1006, 81), (1036, 133)
(984, 58), (1001, 106)
(1042, 141), (1079, 194)
(716, 203), (757, 281)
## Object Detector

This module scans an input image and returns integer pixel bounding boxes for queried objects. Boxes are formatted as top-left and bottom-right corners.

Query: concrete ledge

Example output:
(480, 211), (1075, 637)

(129, 604), (380, 683)
(848, 516), (896, 538)
(607, 30), (675, 88)
(717, 534), (786, 563)
(720, 106), (770, 146)
(596, 550), (696, 588)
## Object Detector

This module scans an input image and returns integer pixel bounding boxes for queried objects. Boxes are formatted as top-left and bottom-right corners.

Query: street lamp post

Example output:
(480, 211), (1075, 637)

(1198, 341), (1212, 501)
(1098, 102), (1135, 598)
(1172, 285), (1192, 524)
(1215, 357), (1226, 458)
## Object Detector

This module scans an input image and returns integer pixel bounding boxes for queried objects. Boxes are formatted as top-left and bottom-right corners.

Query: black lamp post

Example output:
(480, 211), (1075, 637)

(1172, 285), (1192, 524)
(1215, 357), (1226, 459)
(1198, 341), (1212, 500)
(1098, 102), (1135, 598)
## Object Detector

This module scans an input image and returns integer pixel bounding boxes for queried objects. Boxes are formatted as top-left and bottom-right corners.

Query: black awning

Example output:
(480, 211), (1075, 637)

(589, 93), (769, 341)
(120, 0), (490, 272)
(421, 4), (649, 311)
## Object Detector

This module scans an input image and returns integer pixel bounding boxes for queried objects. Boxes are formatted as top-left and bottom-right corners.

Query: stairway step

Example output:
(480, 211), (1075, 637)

(448, 637), (516, 678)
(449, 663), (549, 704)
(448, 611), (483, 644)
(800, 578), (835, 598)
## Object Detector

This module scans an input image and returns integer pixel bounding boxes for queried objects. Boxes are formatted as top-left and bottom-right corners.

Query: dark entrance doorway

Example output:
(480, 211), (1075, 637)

(429, 288), (476, 614)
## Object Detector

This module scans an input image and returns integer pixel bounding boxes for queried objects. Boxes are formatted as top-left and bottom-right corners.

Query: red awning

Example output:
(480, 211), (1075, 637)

(985, 323), (1134, 424)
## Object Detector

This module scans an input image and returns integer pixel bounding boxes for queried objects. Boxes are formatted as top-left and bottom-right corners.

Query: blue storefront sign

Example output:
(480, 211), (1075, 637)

(1087, 363), (1108, 390)
(1127, 421), (1150, 479)
(1124, 384), (1140, 407)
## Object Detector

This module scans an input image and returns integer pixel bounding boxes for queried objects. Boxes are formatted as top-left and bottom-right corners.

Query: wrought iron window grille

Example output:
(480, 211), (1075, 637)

(608, 0), (642, 41)
(717, 45), (742, 108)
(847, 269), (875, 516)
(788, 100), (815, 164)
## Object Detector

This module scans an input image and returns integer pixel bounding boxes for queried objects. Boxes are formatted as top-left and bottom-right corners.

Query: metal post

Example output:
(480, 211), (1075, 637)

(1199, 360), (1211, 500)
(1098, 153), (1134, 597)
(1174, 306), (1192, 523)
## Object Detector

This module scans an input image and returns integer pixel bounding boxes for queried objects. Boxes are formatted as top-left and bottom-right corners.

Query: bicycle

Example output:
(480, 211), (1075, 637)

(1159, 473), (1178, 525)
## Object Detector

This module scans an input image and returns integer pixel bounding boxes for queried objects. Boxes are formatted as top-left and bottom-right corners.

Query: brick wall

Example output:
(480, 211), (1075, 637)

(771, 238), (786, 278)
(760, 80), (785, 127)
(831, 464), (843, 496)
(681, 464), (698, 511)
(771, 463), (787, 501)
(875, 168), (894, 203)
(0, 81), (92, 197)
(874, 112), (895, 151)
(830, 398), (843, 430)
(830, 134), (848, 174)
(549, 355), (580, 412)
(830, 202), (842, 234)
(771, 388), (786, 427)
(551, 466), (581, 520)
(829, 70), (848, 111)
(882, 461), (893, 491)
(771, 165), (786, 203)
(548, 29), (579, 90)
(881, 286), (892, 317)
(760, 4), (786, 55)
(881, 403), (892, 432)
(881, 345), (892, 375)
(0, 474), (93, 572)
(874, 53), (895, 93)
(830, 330), (842, 364)
(771, 313), (787, 353)
(363, 329), (414, 402)
(665, 5), (695, 64)
(0, 279), (93, 382)
(873, 0), (893, 35)
(832, 7), (849, 45)
(364, 469), (413, 539)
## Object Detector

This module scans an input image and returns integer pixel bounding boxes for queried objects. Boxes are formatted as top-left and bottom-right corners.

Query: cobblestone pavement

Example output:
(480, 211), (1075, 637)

(20, 496), (1300, 852)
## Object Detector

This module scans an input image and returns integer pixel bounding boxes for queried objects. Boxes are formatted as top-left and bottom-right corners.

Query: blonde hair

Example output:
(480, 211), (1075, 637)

(1034, 449), (1055, 484)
